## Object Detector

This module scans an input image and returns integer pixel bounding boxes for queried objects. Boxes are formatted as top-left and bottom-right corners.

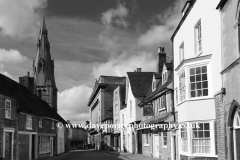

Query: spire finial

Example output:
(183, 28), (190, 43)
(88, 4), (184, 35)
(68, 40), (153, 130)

(42, 16), (46, 30)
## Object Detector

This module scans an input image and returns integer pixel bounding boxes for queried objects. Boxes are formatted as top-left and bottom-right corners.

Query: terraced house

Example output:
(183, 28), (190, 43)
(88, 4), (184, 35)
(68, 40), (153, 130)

(172, 0), (221, 159)
(137, 47), (176, 160)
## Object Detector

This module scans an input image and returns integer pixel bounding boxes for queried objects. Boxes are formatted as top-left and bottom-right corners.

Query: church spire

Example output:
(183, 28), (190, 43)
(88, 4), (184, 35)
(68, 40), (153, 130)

(33, 17), (58, 112)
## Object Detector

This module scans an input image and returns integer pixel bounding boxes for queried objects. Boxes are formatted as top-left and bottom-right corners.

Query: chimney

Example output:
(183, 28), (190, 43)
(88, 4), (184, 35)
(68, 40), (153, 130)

(37, 89), (42, 98)
(19, 72), (35, 93)
(157, 47), (166, 73)
(136, 68), (141, 72)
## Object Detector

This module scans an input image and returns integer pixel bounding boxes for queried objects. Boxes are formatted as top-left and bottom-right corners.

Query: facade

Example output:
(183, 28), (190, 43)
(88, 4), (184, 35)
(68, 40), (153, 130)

(113, 85), (126, 152)
(125, 69), (154, 154)
(87, 76), (126, 150)
(172, 0), (221, 159)
(120, 105), (127, 152)
(0, 73), (67, 160)
(216, 0), (240, 160)
(138, 48), (176, 160)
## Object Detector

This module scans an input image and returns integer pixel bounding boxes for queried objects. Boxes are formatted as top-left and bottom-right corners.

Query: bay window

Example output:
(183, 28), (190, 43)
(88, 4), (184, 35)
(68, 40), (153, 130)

(181, 126), (188, 152)
(192, 122), (211, 153)
(179, 71), (186, 102)
(190, 66), (208, 98)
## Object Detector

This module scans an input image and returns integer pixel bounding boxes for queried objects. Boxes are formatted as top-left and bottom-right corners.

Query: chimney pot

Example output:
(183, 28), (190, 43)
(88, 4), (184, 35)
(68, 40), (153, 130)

(137, 68), (141, 72)
(27, 71), (30, 77)
(158, 47), (165, 54)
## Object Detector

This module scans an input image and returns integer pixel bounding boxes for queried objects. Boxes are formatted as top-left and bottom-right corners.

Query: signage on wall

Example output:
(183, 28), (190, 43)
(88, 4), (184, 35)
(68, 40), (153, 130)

(143, 104), (154, 116)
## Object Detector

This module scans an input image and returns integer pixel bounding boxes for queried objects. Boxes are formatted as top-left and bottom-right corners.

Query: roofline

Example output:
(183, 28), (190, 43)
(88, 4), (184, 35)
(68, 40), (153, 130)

(19, 112), (59, 121)
(87, 83), (108, 106)
(171, 0), (196, 41)
(216, 0), (228, 10)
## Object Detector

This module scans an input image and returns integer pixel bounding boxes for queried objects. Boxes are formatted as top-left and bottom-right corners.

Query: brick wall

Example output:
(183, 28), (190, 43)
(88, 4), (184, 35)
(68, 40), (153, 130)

(0, 94), (18, 160)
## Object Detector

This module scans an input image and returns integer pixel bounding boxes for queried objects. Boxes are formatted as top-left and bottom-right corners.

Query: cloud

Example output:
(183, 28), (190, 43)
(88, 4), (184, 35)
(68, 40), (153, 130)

(0, 48), (28, 63)
(58, 85), (92, 124)
(0, 0), (48, 39)
(138, 0), (185, 46)
(101, 3), (129, 28)
(92, 51), (157, 78)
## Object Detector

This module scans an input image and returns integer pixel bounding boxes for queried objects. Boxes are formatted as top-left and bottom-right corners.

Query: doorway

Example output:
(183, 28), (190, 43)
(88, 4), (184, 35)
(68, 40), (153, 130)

(4, 132), (12, 160)
(153, 134), (159, 158)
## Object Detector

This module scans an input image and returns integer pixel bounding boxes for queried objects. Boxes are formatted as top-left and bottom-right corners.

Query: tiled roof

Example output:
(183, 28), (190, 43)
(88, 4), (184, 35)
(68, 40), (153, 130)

(0, 74), (67, 124)
(127, 72), (155, 97)
(139, 72), (173, 106)
(154, 73), (162, 79)
(165, 63), (173, 69)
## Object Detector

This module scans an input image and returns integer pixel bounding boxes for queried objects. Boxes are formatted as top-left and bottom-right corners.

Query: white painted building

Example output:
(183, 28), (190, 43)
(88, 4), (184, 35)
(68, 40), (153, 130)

(172, 0), (221, 159)
(125, 70), (154, 153)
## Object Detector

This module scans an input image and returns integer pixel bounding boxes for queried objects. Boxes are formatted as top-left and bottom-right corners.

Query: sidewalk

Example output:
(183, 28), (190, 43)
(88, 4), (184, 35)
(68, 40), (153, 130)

(99, 150), (161, 160)
(38, 152), (76, 160)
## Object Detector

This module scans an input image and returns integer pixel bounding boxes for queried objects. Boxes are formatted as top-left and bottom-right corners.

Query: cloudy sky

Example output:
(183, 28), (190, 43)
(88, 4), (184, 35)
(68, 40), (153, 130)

(0, 0), (185, 124)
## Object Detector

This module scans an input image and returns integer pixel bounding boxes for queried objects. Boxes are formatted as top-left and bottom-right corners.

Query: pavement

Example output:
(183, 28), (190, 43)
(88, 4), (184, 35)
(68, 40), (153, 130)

(98, 150), (161, 160)
(38, 152), (76, 160)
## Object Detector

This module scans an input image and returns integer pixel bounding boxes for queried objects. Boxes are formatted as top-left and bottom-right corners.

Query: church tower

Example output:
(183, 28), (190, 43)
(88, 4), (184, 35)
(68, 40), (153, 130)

(33, 17), (58, 112)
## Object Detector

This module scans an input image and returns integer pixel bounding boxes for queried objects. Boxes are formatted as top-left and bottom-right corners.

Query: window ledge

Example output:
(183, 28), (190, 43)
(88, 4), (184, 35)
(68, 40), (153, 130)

(26, 128), (33, 130)
(162, 145), (167, 148)
(143, 144), (150, 147)
(177, 97), (214, 106)
(158, 108), (166, 112)
(180, 152), (218, 157)
(5, 117), (11, 120)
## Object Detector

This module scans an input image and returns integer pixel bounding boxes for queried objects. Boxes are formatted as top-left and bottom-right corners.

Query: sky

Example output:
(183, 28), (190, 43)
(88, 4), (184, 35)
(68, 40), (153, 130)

(0, 0), (185, 124)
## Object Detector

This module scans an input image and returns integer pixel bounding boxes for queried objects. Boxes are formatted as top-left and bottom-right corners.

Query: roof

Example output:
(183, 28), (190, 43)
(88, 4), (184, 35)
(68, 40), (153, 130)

(127, 72), (155, 97)
(165, 63), (173, 70)
(139, 72), (173, 106)
(216, 0), (228, 10)
(0, 74), (67, 124)
(171, 0), (196, 41)
(154, 73), (162, 79)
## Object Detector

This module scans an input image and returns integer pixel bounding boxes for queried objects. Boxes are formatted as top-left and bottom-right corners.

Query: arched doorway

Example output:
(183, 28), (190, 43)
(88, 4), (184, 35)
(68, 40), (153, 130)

(228, 100), (240, 160)
(233, 108), (240, 160)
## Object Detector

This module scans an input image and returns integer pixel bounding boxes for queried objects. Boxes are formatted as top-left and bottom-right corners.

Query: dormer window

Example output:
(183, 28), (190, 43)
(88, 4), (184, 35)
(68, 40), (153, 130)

(152, 79), (156, 91)
(162, 71), (168, 84)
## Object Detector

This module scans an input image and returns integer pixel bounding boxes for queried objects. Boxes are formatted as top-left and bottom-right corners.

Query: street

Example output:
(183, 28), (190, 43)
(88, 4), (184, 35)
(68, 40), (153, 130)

(67, 150), (126, 160)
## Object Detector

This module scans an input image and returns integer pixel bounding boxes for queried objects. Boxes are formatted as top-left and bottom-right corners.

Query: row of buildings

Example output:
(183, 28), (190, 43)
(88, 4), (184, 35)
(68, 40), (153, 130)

(0, 19), (69, 160)
(87, 0), (240, 159)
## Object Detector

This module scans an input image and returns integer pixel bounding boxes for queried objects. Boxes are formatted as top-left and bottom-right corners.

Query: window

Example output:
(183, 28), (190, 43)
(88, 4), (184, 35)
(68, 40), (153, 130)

(192, 123), (211, 153)
(180, 42), (184, 62)
(195, 21), (202, 54)
(162, 71), (168, 83)
(39, 118), (42, 127)
(152, 80), (156, 91)
(162, 132), (167, 147)
(26, 115), (32, 129)
(115, 104), (118, 115)
(179, 71), (186, 102)
(39, 136), (51, 154)
(130, 100), (132, 117)
(159, 95), (166, 111)
(190, 66), (208, 98)
(181, 126), (188, 152)
(115, 91), (118, 100)
(5, 100), (11, 119)
(52, 121), (54, 129)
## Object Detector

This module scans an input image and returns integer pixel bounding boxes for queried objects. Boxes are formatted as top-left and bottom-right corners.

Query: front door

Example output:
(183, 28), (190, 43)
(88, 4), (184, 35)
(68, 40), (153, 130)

(153, 135), (159, 158)
(137, 130), (142, 154)
(50, 137), (53, 156)
(19, 134), (29, 160)
(5, 132), (12, 160)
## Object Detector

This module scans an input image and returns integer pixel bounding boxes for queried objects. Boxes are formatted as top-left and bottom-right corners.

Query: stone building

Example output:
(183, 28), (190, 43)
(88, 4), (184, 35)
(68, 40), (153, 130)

(216, 0), (240, 159)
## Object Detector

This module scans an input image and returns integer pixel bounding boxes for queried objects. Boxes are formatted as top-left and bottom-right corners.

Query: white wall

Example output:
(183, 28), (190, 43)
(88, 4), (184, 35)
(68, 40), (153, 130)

(57, 127), (65, 154)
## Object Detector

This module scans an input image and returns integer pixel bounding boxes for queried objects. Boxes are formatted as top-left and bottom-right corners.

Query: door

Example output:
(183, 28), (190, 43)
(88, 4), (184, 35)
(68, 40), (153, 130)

(137, 130), (142, 154)
(5, 132), (12, 160)
(19, 134), (29, 160)
(50, 137), (53, 156)
(153, 135), (159, 158)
